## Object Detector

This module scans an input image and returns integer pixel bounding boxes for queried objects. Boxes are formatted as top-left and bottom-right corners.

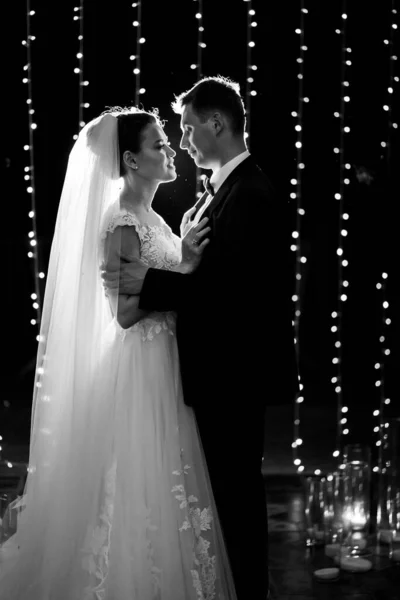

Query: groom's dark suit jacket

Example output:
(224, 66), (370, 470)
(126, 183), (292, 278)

(139, 156), (298, 412)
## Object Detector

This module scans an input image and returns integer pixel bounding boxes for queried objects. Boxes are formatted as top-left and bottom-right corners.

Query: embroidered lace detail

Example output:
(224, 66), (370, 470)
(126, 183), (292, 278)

(172, 466), (217, 600)
(101, 210), (141, 238)
(115, 312), (176, 342)
(100, 207), (182, 272)
(100, 206), (182, 342)
(82, 460), (117, 600)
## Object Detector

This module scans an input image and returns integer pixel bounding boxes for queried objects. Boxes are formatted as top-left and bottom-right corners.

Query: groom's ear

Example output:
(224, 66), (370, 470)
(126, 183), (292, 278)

(210, 112), (224, 135)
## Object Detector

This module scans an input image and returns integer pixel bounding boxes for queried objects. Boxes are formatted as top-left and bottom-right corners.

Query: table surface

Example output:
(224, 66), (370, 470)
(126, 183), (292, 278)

(310, 544), (400, 600)
(266, 476), (400, 600)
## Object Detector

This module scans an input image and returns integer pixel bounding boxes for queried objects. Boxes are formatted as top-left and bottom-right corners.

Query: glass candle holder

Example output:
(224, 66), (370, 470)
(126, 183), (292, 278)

(378, 418), (400, 563)
(341, 444), (371, 560)
(321, 471), (347, 562)
(305, 476), (327, 546)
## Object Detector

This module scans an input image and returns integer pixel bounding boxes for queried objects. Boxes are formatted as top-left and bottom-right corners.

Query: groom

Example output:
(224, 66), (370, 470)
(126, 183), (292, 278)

(105, 76), (298, 599)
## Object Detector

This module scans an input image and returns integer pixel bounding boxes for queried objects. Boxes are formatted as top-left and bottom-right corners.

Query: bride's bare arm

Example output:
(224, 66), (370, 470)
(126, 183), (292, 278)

(103, 225), (150, 329)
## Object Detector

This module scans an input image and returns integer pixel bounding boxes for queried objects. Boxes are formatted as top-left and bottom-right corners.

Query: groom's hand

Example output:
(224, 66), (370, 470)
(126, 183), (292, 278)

(101, 259), (149, 296)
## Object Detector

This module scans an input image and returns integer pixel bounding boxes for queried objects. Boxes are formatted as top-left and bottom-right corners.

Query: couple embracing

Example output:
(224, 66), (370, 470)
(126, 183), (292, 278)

(0, 76), (297, 600)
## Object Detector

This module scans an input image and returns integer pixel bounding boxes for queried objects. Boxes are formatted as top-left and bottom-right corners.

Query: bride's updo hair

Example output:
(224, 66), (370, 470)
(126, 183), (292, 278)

(102, 106), (164, 177)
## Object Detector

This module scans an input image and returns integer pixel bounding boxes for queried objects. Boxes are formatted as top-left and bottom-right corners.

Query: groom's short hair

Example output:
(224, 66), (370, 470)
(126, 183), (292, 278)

(172, 76), (246, 137)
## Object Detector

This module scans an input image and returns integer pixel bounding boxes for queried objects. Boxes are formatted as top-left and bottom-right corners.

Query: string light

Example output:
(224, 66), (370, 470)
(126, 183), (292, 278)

(244, 0), (258, 148)
(373, 272), (392, 474)
(73, 2), (88, 141)
(291, 0), (308, 475)
(23, 3), (43, 338)
(131, 1), (145, 105)
(330, 2), (352, 466)
(374, 5), (397, 475)
(380, 1), (399, 173)
(1, 0), (41, 472)
(192, 0), (205, 199)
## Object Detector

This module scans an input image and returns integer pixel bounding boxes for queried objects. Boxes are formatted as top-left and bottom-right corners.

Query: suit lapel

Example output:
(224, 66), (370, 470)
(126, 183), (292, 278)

(203, 156), (255, 220)
(192, 189), (209, 219)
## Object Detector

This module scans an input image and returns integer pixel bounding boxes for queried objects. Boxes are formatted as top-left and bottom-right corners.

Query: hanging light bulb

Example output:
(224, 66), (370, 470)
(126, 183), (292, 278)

(291, 0), (308, 473)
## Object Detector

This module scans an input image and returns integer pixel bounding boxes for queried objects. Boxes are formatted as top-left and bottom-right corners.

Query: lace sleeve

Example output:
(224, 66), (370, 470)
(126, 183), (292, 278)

(101, 209), (143, 240)
(99, 208), (144, 264)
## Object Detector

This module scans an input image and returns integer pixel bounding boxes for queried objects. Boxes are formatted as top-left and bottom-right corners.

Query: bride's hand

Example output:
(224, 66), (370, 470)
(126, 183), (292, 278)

(180, 206), (196, 238)
(178, 218), (211, 274)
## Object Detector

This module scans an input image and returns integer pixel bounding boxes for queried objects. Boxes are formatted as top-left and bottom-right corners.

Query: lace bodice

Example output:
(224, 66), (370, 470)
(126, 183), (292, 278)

(100, 206), (182, 341)
(101, 207), (182, 270)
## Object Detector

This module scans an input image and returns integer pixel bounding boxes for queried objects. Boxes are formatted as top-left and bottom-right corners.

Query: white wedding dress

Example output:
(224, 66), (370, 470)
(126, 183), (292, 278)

(0, 206), (236, 600)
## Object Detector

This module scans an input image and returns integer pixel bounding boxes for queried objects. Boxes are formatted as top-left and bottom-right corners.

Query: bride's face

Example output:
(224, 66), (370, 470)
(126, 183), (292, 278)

(134, 123), (177, 183)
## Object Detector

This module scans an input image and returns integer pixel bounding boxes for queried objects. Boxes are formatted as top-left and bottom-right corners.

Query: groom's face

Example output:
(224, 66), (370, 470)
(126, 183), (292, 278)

(179, 104), (217, 170)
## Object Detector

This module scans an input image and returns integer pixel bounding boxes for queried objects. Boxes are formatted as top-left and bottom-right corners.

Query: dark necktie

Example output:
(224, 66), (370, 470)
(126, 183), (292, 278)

(191, 177), (215, 220)
(204, 177), (215, 197)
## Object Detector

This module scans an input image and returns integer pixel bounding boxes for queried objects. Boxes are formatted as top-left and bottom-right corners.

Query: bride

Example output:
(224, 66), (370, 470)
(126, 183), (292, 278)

(0, 107), (237, 600)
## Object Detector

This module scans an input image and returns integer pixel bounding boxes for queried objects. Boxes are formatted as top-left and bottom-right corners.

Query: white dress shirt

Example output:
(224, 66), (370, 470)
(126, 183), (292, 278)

(193, 149), (250, 225)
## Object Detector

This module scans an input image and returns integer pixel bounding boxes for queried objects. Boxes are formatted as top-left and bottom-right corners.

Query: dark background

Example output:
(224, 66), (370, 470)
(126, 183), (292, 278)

(1, 0), (399, 469)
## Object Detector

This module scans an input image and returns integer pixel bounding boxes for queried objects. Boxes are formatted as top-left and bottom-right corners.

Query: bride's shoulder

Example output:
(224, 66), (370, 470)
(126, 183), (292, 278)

(100, 203), (142, 238)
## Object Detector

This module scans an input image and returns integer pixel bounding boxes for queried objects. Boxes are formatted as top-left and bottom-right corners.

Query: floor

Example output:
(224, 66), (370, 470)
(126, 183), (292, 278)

(1, 405), (400, 598)
(266, 475), (400, 599)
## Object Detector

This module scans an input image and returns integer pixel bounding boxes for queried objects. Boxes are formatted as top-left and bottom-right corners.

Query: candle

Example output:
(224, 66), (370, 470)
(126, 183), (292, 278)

(323, 508), (334, 523)
(314, 567), (339, 581)
(351, 503), (366, 528)
(392, 549), (400, 562)
(340, 557), (372, 573)
(351, 532), (367, 549)
(343, 502), (367, 530)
